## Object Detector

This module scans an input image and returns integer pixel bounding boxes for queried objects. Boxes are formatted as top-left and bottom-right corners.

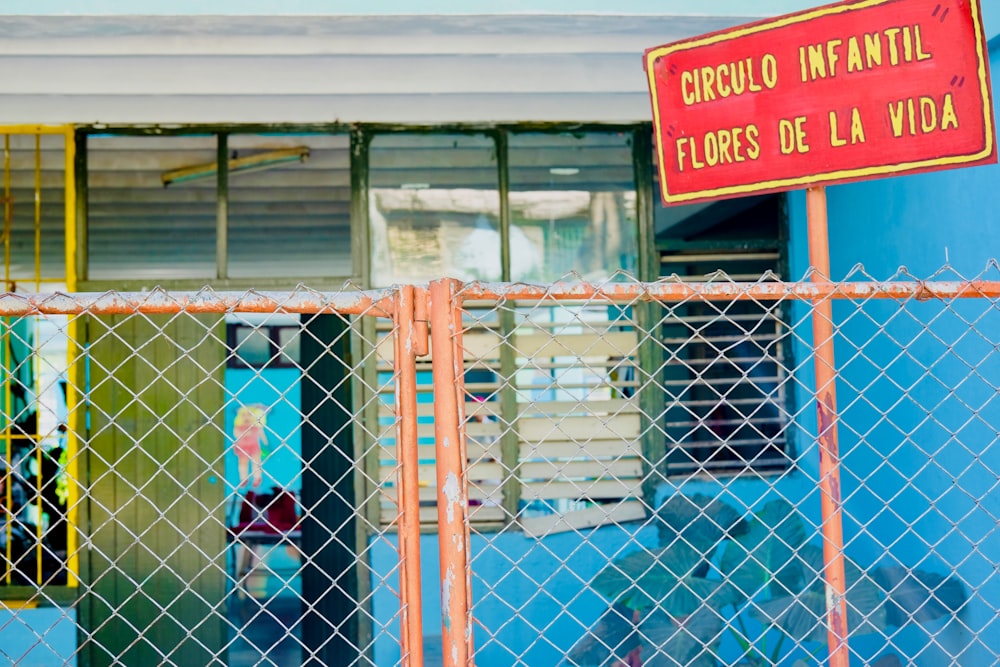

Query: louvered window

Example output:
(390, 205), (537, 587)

(656, 194), (791, 476)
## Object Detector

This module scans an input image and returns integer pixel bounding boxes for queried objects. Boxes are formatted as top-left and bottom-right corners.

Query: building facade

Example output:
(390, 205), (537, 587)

(0, 2), (998, 665)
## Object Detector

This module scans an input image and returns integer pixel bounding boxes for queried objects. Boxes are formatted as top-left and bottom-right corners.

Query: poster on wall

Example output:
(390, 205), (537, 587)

(644, 0), (997, 205)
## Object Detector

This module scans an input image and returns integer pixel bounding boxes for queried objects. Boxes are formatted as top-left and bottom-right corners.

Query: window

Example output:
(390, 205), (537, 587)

(369, 133), (502, 286)
(88, 134), (218, 280)
(85, 131), (352, 282)
(506, 131), (642, 516)
(227, 133), (351, 279)
(508, 132), (637, 282)
(368, 128), (646, 529)
(0, 314), (73, 589)
(655, 193), (791, 475)
(227, 321), (302, 369)
(2, 134), (67, 284)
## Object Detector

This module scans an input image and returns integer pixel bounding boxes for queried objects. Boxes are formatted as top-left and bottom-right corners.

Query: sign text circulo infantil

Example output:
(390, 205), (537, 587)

(644, 0), (996, 205)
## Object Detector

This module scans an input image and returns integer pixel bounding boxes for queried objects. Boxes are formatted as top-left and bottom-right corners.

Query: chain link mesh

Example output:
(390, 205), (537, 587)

(0, 270), (997, 666)
(455, 269), (999, 667)
(0, 287), (400, 666)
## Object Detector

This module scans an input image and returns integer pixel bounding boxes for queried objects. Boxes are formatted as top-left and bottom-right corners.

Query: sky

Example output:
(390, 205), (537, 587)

(0, 0), (837, 16)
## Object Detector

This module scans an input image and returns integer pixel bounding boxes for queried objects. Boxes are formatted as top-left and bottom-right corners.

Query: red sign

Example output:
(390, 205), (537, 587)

(644, 0), (996, 205)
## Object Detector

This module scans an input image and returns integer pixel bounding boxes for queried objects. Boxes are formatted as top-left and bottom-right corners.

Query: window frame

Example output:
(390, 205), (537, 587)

(360, 125), (657, 527)
(76, 124), (357, 291)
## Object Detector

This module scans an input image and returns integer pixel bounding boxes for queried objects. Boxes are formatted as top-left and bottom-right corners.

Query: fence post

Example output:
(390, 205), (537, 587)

(395, 284), (425, 666)
(429, 279), (473, 666)
(807, 186), (850, 666)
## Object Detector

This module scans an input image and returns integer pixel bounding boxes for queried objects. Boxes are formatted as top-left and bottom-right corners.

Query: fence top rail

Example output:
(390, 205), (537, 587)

(0, 279), (998, 317)
(456, 280), (1000, 303)
(0, 288), (396, 317)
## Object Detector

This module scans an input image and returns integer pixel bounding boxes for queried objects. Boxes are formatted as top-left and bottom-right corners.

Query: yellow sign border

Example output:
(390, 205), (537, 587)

(645, 0), (995, 204)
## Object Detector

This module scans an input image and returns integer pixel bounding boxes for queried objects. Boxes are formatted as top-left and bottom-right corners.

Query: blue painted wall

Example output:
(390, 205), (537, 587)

(0, 607), (76, 665)
(782, 43), (1000, 667)
(370, 475), (920, 666)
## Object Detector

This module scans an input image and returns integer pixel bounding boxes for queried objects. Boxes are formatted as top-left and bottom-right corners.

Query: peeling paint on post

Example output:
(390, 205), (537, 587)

(442, 472), (460, 525)
(441, 564), (455, 631)
(430, 279), (473, 666)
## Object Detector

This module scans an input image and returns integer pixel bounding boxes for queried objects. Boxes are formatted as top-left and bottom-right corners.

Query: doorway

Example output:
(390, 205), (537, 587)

(224, 313), (363, 666)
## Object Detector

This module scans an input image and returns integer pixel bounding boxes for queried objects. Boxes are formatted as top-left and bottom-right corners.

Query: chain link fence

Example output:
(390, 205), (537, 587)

(0, 287), (399, 667)
(0, 270), (998, 666)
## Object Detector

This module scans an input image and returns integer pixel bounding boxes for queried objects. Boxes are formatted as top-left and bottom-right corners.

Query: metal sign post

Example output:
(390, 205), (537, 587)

(806, 185), (849, 667)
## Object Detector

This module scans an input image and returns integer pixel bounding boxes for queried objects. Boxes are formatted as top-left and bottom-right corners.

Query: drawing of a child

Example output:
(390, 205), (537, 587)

(234, 404), (268, 488)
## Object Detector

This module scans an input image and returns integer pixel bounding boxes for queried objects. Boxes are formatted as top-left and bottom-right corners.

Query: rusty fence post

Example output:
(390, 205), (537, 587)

(807, 186), (850, 667)
(429, 279), (474, 666)
(395, 284), (426, 666)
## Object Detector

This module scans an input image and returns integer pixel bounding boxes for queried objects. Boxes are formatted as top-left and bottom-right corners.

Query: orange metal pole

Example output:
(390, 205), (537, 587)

(457, 280), (1000, 303)
(807, 186), (850, 666)
(429, 279), (473, 667)
(0, 291), (396, 317)
(450, 288), (475, 648)
(0, 281), (995, 318)
(395, 284), (425, 667)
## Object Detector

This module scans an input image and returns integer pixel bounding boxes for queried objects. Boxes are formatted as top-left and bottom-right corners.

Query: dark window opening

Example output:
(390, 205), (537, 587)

(227, 323), (302, 369)
(656, 193), (791, 476)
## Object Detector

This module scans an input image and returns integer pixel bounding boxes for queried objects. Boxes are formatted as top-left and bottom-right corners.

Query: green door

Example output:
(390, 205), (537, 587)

(82, 313), (227, 667)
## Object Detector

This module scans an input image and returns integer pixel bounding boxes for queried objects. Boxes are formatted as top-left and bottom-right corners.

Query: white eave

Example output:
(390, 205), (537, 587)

(0, 14), (758, 126)
(2, 3), (996, 128)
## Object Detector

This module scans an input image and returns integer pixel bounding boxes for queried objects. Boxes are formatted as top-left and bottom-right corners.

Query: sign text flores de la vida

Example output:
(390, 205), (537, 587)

(644, 0), (996, 205)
